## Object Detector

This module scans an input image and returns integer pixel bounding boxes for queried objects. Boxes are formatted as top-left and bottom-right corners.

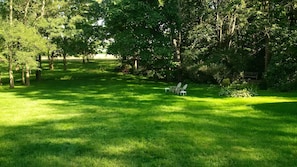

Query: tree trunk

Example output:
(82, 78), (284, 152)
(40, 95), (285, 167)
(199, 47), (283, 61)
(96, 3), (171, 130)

(8, 50), (14, 88)
(25, 64), (30, 86)
(9, 0), (14, 88)
(87, 54), (90, 63)
(22, 65), (25, 85)
(263, 0), (271, 72)
(83, 55), (86, 64)
(36, 0), (45, 21)
(23, 0), (31, 24)
(264, 36), (270, 72)
(10, 0), (13, 25)
(9, 61), (14, 88)
(0, 72), (2, 85)
(36, 55), (42, 80)
(173, 30), (182, 81)
(216, 11), (222, 44)
(174, 0), (182, 81)
(228, 14), (237, 48)
(49, 52), (54, 70)
(35, 0), (45, 80)
(134, 58), (138, 71)
(63, 53), (67, 71)
(40, 0), (45, 17)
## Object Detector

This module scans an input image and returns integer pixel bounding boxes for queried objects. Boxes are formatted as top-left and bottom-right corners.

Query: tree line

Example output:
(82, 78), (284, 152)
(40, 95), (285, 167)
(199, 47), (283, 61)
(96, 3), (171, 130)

(105, 0), (297, 91)
(1, 0), (297, 91)
(0, 0), (103, 88)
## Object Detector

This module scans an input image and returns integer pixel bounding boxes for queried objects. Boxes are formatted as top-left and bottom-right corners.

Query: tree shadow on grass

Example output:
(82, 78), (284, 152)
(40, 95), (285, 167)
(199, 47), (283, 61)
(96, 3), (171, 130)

(251, 102), (297, 116)
(1, 104), (297, 167)
(2, 60), (297, 166)
(258, 90), (297, 98)
(0, 110), (208, 166)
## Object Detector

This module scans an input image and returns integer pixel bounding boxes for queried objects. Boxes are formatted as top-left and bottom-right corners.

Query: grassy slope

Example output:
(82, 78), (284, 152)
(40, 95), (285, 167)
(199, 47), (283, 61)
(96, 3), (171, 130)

(0, 60), (297, 167)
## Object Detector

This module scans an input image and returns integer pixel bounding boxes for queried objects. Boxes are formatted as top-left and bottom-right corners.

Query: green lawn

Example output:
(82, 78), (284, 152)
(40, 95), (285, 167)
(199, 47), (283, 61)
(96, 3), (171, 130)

(0, 60), (297, 167)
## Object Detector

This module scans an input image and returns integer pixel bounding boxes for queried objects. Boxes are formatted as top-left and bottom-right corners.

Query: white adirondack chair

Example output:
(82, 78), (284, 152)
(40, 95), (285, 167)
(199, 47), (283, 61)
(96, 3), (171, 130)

(165, 82), (182, 93)
(177, 84), (188, 95)
(171, 82), (182, 93)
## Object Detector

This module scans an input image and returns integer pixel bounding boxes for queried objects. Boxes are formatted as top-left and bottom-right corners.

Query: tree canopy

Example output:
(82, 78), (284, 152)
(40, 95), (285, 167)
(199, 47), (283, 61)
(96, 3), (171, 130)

(103, 0), (297, 90)
(0, 0), (296, 90)
(0, 0), (105, 87)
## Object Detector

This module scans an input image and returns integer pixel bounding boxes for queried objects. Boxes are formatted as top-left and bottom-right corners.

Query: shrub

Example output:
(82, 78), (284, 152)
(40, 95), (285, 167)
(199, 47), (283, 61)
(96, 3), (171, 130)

(115, 64), (131, 74)
(230, 89), (255, 98)
(221, 78), (231, 87)
(219, 80), (257, 98)
(185, 64), (216, 83)
(185, 62), (230, 84)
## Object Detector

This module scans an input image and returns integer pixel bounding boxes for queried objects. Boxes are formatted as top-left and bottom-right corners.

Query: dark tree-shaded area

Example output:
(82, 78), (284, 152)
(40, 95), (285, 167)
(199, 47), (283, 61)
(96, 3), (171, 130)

(104, 0), (297, 91)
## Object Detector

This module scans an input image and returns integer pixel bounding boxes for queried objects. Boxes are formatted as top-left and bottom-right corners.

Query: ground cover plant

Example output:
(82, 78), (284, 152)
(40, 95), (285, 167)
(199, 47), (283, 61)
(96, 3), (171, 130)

(0, 60), (297, 167)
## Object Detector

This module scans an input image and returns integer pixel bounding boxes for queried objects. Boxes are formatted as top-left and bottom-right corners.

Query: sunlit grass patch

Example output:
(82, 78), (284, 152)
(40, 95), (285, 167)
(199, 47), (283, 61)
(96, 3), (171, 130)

(0, 60), (297, 166)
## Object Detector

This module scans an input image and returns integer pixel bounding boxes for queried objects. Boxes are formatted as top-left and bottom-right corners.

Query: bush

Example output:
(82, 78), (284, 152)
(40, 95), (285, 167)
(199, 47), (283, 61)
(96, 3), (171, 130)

(219, 80), (257, 98)
(221, 78), (231, 87)
(185, 63), (229, 84)
(184, 64), (215, 83)
(115, 64), (132, 74)
(230, 89), (255, 98)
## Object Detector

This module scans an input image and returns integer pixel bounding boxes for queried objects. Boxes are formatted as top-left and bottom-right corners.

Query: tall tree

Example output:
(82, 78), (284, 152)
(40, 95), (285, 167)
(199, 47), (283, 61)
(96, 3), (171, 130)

(160, 0), (203, 80)
(9, 0), (14, 88)
(262, 0), (297, 90)
(105, 0), (174, 79)
(183, 0), (251, 82)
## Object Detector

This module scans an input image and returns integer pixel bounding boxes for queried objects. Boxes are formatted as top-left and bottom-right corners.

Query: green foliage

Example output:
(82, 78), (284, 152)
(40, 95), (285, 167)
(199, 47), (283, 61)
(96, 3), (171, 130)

(185, 62), (230, 84)
(0, 1), (8, 20)
(180, 0), (297, 91)
(105, 0), (176, 79)
(0, 29), (4, 54)
(35, 0), (103, 57)
(2, 0), (297, 91)
(183, 0), (252, 83)
(0, 0), (104, 87)
(221, 78), (231, 87)
(219, 87), (257, 98)
(0, 21), (48, 69)
(265, 28), (297, 91)
(0, 19), (7, 82)
(266, 55), (297, 91)
(219, 80), (258, 97)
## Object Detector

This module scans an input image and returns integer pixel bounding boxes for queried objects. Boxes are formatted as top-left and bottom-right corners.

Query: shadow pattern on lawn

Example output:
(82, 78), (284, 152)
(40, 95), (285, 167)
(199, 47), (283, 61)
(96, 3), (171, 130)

(252, 102), (297, 116)
(1, 60), (297, 167)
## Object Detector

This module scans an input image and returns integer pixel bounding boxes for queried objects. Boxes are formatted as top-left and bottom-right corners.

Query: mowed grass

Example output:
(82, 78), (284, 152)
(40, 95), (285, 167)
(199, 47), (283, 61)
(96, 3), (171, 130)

(0, 59), (297, 167)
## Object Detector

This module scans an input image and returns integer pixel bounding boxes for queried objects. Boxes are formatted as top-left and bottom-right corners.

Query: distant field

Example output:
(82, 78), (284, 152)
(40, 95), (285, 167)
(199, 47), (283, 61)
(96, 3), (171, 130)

(0, 60), (296, 167)
(42, 53), (116, 60)
(93, 54), (116, 59)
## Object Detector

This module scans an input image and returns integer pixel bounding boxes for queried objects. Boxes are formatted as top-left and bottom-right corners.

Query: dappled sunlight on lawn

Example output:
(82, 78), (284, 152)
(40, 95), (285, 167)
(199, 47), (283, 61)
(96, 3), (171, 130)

(1, 60), (297, 166)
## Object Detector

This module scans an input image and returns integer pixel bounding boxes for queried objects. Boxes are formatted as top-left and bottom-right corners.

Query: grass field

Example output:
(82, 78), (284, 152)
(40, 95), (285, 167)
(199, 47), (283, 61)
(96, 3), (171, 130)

(0, 59), (297, 167)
